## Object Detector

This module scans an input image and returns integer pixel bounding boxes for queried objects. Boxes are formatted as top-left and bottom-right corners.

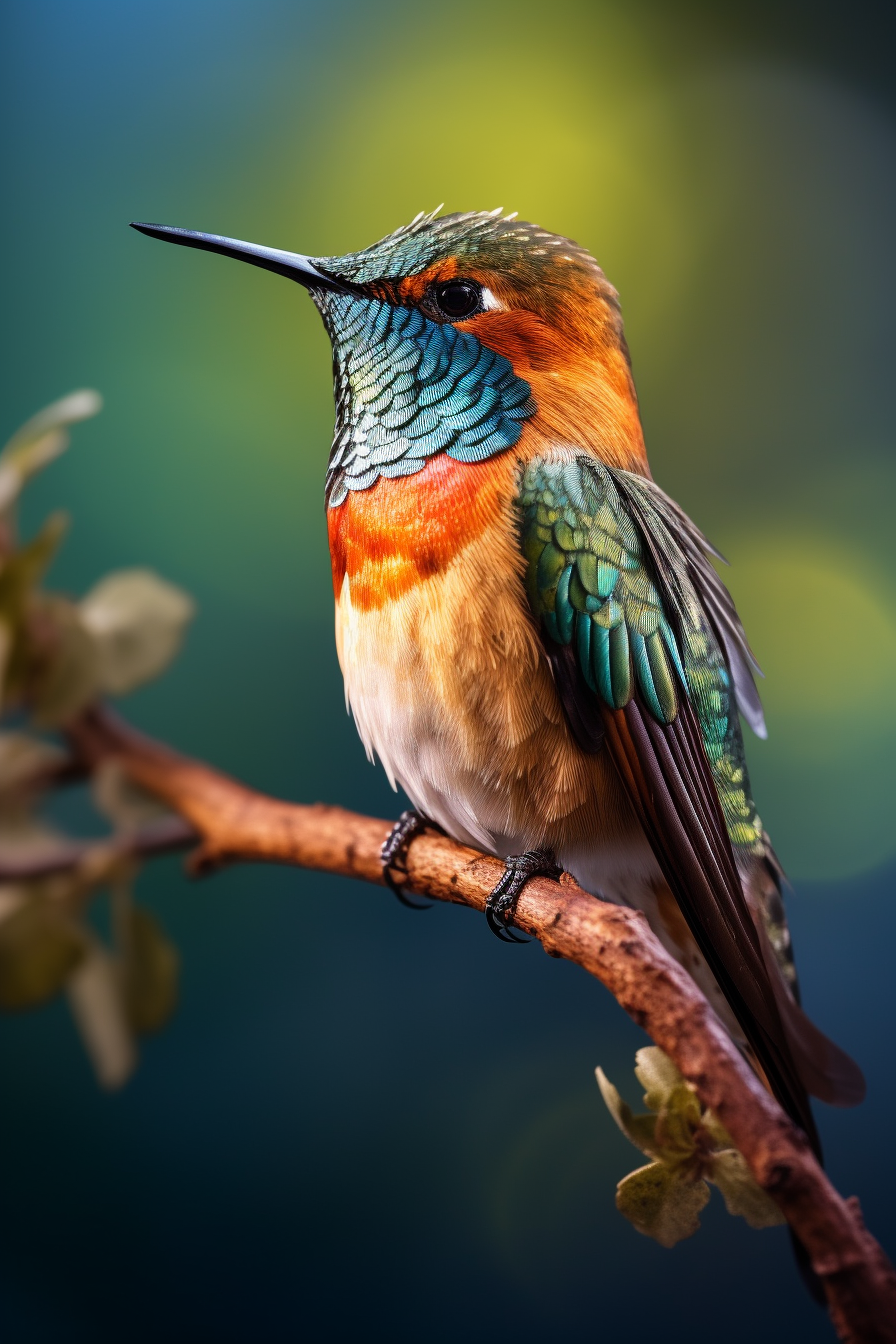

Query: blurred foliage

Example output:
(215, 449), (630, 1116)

(0, 393), (191, 1087)
(597, 1047), (784, 1247)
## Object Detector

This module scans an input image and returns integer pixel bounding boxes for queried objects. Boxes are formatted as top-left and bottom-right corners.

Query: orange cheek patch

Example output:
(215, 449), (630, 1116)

(328, 452), (515, 610)
(465, 309), (569, 372)
(467, 309), (647, 474)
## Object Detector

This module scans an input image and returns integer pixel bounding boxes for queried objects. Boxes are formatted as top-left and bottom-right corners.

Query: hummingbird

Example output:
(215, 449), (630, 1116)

(131, 209), (864, 1164)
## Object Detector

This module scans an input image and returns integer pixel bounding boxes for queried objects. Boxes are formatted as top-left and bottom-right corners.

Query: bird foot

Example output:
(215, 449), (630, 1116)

(380, 809), (439, 909)
(485, 848), (562, 943)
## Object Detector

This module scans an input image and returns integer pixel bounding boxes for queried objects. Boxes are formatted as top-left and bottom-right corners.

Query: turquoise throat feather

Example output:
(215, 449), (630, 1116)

(316, 291), (534, 506)
(131, 207), (868, 1201)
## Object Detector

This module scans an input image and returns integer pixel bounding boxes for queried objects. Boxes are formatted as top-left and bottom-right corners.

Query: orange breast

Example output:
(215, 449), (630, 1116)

(327, 450), (518, 611)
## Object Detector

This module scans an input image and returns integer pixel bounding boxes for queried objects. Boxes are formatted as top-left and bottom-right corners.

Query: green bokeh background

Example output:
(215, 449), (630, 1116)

(2, 3), (894, 1341)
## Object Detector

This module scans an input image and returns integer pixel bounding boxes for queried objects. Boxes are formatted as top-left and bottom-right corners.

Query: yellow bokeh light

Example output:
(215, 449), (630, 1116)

(725, 537), (896, 881)
(284, 7), (701, 336)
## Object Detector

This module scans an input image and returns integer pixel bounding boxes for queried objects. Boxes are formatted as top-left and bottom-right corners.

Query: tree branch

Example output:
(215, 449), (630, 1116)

(0, 750), (89, 800)
(65, 706), (896, 1344)
(0, 814), (197, 883)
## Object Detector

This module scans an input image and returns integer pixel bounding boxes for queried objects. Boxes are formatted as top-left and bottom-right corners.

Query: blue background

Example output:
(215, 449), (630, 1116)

(1, 2), (894, 1339)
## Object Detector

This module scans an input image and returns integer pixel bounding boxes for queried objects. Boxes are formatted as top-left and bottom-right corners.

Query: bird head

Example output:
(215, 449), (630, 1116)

(132, 209), (647, 504)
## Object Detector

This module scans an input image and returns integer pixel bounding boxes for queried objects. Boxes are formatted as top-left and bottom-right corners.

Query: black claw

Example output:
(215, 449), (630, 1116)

(381, 809), (438, 910)
(484, 848), (562, 943)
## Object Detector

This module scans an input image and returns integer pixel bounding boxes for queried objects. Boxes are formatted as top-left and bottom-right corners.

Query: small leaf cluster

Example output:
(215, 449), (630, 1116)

(0, 394), (194, 1087)
(597, 1047), (784, 1247)
(0, 392), (194, 724)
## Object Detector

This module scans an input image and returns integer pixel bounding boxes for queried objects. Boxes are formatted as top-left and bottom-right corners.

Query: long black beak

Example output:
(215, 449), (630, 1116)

(130, 222), (350, 292)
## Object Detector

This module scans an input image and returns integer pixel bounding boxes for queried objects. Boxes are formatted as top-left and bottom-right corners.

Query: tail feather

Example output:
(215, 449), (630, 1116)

(757, 922), (866, 1110)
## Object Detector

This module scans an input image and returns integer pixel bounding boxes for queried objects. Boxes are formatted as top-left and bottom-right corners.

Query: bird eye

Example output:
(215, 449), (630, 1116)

(432, 280), (482, 320)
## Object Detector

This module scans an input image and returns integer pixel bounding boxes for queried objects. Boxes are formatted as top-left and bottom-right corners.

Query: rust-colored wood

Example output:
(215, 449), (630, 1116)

(64, 706), (896, 1343)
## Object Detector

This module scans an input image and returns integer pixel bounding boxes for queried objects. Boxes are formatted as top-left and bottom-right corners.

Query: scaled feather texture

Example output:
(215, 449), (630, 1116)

(314, 210), (866, 1144)
(135, 207), (866, 1175)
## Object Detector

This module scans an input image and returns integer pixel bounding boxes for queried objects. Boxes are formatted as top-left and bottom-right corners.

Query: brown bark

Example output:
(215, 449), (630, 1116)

(63, 706), (896, 1344)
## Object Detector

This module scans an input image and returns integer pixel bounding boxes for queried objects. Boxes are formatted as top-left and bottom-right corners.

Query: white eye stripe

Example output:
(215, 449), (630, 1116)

(480, 287), (503, 312)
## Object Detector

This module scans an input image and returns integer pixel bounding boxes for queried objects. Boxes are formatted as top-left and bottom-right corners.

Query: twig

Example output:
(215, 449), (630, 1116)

(0, 750), (89, 802)
(0, 814), (197, 883)
(65, 705), (896, 1344)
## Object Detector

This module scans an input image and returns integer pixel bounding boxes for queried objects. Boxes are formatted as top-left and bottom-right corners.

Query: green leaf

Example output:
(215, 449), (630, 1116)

(0, 731), (66, 792)
(0, 390), (102, 514)
(65, 930), (136, 1089)
(0, 893), (86, 1009)
(0, 515), (71, 712)
(80, 568), (195, 695)
(701, 1108), (734, 1150)
(0, 513), (69, 623)
(596, 1066), (661, 1159)
(634, 1046), (685, 1112)
(709, 1149), (786, 1229)
(653, 1084), (703, 1164)
(615, 1161), (710, 1248)
(29, 595), (100, 727)
(600, 1048), (785, 1244)
(120, 901), (180, 1035)
(0, 619), (11, 711)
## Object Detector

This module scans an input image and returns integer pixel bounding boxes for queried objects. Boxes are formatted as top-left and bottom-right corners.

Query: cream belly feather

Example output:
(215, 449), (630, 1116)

(333, 522), (744, 1038)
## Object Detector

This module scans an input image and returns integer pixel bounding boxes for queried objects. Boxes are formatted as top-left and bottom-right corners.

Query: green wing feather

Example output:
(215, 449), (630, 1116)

(518, 454), (764, 855)
(517, 451), (865, 1126)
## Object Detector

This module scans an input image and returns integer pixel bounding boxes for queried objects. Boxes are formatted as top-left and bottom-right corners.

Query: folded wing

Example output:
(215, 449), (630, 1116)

(517, 454), (864, 1152)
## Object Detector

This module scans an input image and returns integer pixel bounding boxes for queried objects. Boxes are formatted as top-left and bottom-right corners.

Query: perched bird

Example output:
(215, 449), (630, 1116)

(131, 209), (864, 1164)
